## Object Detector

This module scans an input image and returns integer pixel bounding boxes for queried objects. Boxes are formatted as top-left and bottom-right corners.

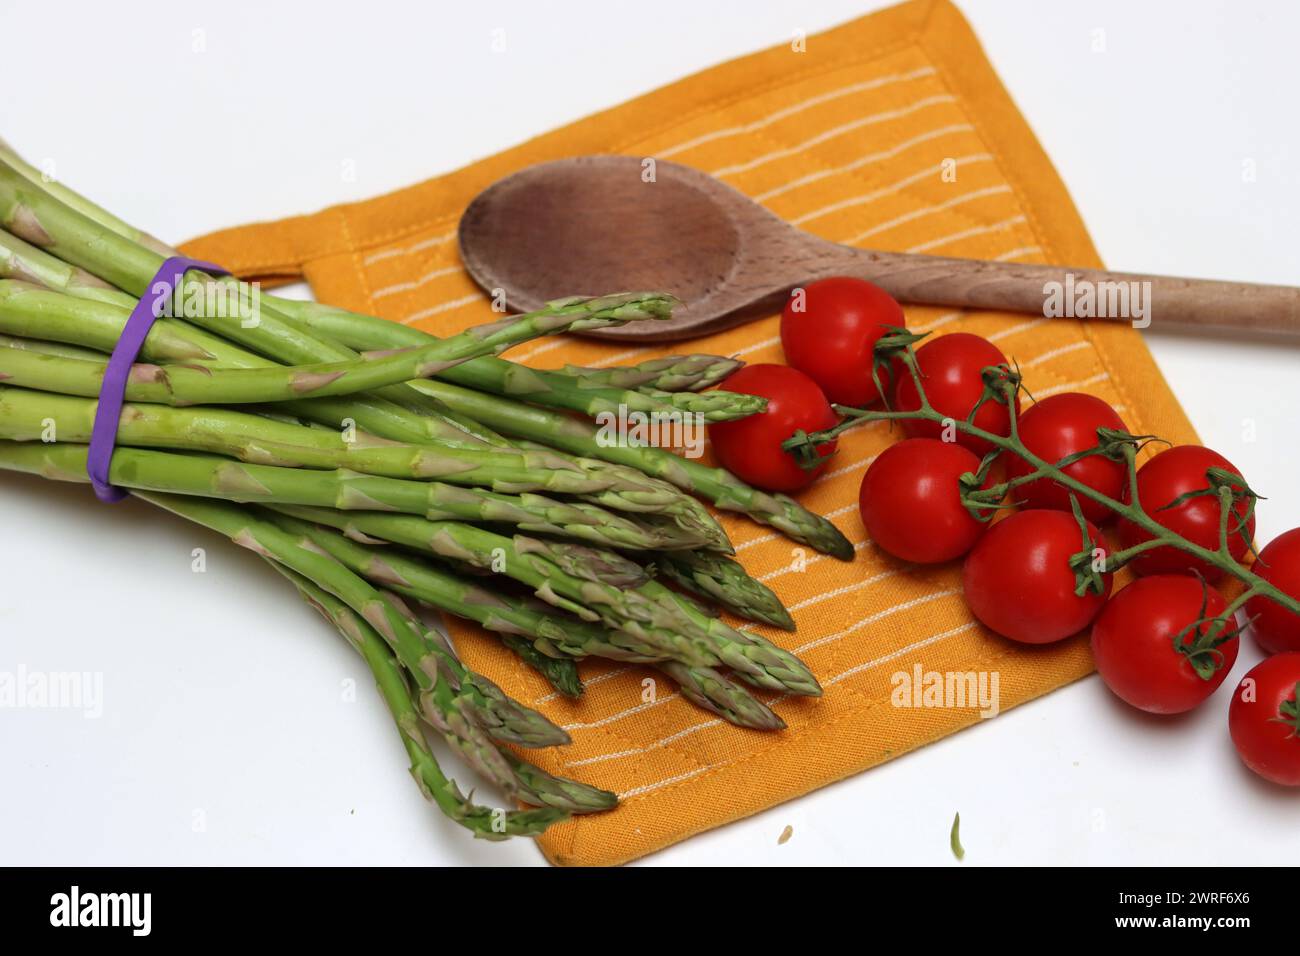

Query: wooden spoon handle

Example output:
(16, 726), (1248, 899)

(811, 246), (1300, 336)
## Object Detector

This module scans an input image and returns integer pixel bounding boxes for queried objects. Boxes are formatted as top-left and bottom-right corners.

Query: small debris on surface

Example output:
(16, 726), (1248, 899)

(778, 825), (793, 845)
(950, 812), (965, 861)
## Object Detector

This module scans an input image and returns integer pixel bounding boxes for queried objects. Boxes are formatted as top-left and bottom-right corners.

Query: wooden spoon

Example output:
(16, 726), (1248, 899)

(458, 155), (1299, 342)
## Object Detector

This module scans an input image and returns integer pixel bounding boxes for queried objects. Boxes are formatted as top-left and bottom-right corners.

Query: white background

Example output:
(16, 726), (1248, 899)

(2, 0), (1298, 865)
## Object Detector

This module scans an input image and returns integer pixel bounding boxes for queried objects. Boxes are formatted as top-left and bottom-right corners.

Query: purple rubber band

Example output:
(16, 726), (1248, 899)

(87, 256), (230, 502)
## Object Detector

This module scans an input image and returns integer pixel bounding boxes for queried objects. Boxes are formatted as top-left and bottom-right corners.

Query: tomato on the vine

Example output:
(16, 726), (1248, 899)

(709, 364), (837, 492)
(1116, 445), (1255, 580)
(1090, 575), (1239, 714)
(1228, 653), (1300, 786)
(962, 509), (1112, 644)
(779, 276), (905, 406)
(891, 332), (1019, 456)
(1003, 392), (1128, 524)
(1245, 529), (1300, 654)
(858, 438), (990, 564)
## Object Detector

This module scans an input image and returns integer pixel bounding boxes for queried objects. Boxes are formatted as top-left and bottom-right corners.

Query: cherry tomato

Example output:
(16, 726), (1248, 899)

(1090, 575), (1239, 714)
(892, 332), (1019, 456)
(779, 276), (905, 406)
(858, 438), (990, 564)
(709, 364), (837, 492)
(1003, 393), (1128, 524)
(1244, 528), (1300, 654)
(1228, 653), (1300, 786)
(1116, 445), (1255, 580)
(962, 509), (1112, 644)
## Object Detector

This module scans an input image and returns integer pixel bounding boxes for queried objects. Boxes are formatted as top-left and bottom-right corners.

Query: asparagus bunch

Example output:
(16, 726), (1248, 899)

(0, 193), (847, 554)
(0, 141), (844, 844)
(0, 279), (732, 550)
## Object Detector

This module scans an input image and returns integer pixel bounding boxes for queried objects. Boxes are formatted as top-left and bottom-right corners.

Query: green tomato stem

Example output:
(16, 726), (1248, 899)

(811, 381), (1300, 621)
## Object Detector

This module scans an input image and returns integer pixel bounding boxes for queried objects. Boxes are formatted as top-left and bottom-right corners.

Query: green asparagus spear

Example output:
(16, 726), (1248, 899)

(0, 281), (676, 405)
(0, 331), (109, 362)
(264, 506), (787, 729)
(366, 587), (615, 812)
(135, 491), (569, 749)
(286, 302), (762, 422)
(263, 505), (669, 661)
(0, 383), (716, 521)
(265, 559), (568, 839)
(634, 575), (820, 696)
(560, 355), (744, 393)
(0, 439), (691, 553)
(0, 140), (177, 258)
(498, 634), (584, 698)
(247, 503), (820, 696)
(0, 280), (224, 361)
(398, 377), (854, 559)
(0, 229), (137, 309)
(657, 661), (786, 730)
(136, 491), (615, 819)
(653, 550), (796, 630)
